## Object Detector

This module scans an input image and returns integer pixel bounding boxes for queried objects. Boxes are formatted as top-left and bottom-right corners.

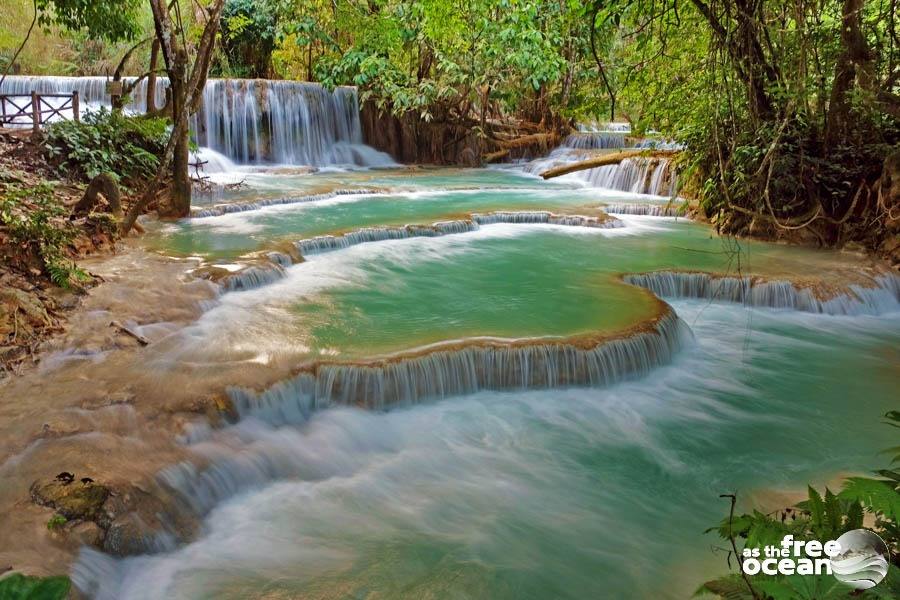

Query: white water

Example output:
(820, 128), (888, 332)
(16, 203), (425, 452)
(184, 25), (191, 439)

(0, 75), (395, 168)
(72, 301), (900, 599)
(625, 271), (900, 316)
(563, 132), (626, 149)
(523, 150), (677, 196)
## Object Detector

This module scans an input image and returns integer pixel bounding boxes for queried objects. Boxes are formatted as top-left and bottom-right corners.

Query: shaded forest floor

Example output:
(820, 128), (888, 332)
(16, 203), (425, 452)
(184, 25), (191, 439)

(0, 132), (120, 375)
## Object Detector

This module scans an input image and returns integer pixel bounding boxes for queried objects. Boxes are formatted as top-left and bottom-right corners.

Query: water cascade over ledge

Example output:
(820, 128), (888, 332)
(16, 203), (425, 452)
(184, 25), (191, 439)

(0, 75), (394, 167)
(624, 271), (900, 315)
(214, 211), (623, 292)
(148, 307), (689, 518)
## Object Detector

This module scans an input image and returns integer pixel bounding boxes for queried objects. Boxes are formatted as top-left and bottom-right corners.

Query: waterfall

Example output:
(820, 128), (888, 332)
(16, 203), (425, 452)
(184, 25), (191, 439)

(575, 157), (677, 196)
(624, 271), (900, 315)
(154, 308), (689, 517)
(602, 204), (682, 216)
(222, 264), (286, 292)
(294, 213), (621, 257)
(471, 211), (618, 227)
(210, 212), (622, 292)
(190, 188), (381, 217)
(523, 147), (678, 196)
(0, 75), (394, 167)
(564, 132), (626, 150)
(230, 309), (688, 417)
(295, 221), (477, 255)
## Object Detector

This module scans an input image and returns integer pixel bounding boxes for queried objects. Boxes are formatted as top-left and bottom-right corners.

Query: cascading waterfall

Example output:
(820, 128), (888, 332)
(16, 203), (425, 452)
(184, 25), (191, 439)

(0, 75), (394, 167)
(294, 213), (620, 257)
(471, 211), (616, 227)
(223, 264), (286, 291)
(563, 132), (626, 149)
(602, 203), (682, 216)
(575, 157), (677, 196)
(153, 309), (690, 518)
(624, 271), (900, 315)
(217, 212), (623, 291)
(231, 309), (688, 416)
(195, 80), (393, 166)
(0, 75), (166, 119)
(523, 148), (677, 196)
(190, 188), (381, 217)
(294, 221), (478, 255)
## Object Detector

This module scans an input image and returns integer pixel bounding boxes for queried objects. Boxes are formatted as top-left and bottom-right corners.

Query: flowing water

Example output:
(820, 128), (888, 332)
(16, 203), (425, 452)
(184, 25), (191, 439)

(0, 76), (394, 167)
(3, 77), (898, 598)
(67, 164), (899, 599)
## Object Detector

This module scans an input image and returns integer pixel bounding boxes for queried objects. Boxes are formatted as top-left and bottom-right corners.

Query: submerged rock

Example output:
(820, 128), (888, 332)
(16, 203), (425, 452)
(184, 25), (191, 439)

(30, 478), (110, 522)
(30, 474), (197, 556)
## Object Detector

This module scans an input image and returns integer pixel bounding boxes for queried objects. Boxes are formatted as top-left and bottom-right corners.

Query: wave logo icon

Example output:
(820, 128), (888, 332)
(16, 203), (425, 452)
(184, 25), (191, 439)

(830, 529), (890, 590)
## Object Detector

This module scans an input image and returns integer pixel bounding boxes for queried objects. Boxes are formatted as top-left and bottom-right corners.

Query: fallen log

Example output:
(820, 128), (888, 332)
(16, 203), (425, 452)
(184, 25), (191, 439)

(496, 132), (559, 150)
(482, 149), (509, 163)
(540, 149), (680, 179)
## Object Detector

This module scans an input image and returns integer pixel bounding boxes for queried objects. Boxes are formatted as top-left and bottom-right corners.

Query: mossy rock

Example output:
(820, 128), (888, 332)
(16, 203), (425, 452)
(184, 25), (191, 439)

(30, 479), (110, 522)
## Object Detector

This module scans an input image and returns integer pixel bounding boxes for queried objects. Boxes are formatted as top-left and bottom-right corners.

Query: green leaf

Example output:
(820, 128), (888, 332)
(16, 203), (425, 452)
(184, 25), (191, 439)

(807, 486), (826, 537)
(840, 477), (900, 521)
(693, 575), (756, 599)
(755, 574), (853, 600)
(0, 573), (71, 600)
(824, 488), (842, 539)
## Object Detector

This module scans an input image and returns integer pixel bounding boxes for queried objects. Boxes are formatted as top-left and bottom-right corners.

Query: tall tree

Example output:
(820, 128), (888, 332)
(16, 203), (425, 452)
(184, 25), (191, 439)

(122, 0), (226, 232)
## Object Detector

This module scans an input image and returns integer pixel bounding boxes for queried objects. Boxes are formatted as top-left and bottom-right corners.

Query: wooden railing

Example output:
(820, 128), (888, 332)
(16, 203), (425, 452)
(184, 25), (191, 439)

(0, 91), (80, 130)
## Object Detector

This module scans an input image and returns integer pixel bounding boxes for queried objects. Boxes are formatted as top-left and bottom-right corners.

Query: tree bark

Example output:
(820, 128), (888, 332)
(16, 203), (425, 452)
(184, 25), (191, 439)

(825, 0), (875, 146)
(146, 39), (160, 112)
(166, 48), (192, 218)
(540, 150), (679, 179)
(120, 0), (226, 234)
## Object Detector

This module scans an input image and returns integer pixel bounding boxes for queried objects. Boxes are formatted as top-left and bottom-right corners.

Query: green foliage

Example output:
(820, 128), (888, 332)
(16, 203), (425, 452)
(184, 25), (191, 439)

(35, 0), (142, 43)
(272, 0), (578, 121)
(217, 0), (278, 78)
(700, 411), (900, 599)
(45, 514), (66, 530)
(44, 108), (169, 184)
(0, 573), (70, 600)
(0, 182), (87, 288)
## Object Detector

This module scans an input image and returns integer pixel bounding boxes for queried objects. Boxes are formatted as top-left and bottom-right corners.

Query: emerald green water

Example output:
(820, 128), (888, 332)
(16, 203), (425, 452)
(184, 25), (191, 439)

(77, 168), (900, 599)
(150, 187), (607, 260)
(180, 210), (869, 361)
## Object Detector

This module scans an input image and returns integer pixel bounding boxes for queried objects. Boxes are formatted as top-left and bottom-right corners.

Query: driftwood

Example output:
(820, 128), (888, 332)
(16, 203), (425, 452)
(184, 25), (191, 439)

(495, 132), (559, 149)
(110, 320), (149, 346)
(482, 149), (509, 163)
(540, 149), (679, 179)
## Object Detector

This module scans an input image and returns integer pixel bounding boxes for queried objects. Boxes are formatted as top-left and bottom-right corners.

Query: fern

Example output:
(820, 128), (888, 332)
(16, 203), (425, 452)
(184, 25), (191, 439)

(840, 477), (900, 521)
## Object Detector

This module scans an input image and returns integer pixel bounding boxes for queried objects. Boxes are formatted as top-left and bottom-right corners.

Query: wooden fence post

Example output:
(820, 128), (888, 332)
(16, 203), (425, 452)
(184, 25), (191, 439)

(31, 91), (40, 134)
(72, 90), (80, 122)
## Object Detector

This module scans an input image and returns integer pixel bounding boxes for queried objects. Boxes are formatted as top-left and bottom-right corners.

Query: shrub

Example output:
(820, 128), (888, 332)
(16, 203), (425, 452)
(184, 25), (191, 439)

(0, 182), (88, 287)
(44, 107), (170, 185)
(0, 573), (70, 600)
(698, 411), (900, 598)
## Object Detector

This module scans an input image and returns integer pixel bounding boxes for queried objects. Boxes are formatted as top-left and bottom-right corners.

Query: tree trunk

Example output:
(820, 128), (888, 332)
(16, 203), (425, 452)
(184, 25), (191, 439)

(121, 0), (226, 235)
(147, 39), (160, 112)
(825, 0), (874, 146)
(159, 48), (192, 218)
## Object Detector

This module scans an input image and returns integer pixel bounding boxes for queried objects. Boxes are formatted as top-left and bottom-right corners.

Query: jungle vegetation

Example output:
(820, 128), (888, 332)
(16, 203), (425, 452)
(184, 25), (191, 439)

(2, 0), (897, 248)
